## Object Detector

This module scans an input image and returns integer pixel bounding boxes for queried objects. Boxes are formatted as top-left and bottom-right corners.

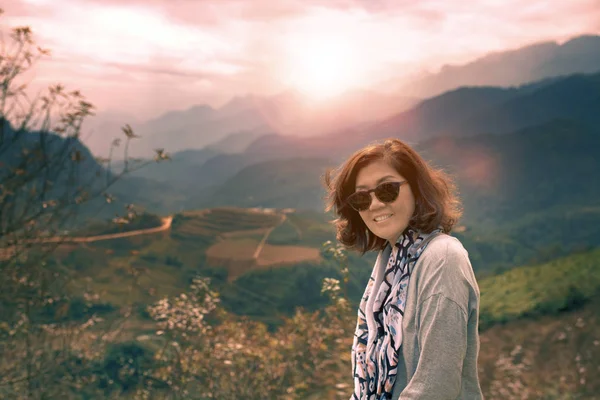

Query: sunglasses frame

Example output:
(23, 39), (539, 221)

(345, 180), (407, 212)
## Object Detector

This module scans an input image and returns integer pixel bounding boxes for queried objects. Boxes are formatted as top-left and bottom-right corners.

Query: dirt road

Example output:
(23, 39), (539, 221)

(0, 216), (173, 261)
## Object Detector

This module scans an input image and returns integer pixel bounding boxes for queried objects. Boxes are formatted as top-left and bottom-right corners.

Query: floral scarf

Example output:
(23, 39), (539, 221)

(350, 228), (442, 400)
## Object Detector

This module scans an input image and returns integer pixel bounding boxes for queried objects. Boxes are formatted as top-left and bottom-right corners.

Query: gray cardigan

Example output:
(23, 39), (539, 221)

(368, 234), (483, 399)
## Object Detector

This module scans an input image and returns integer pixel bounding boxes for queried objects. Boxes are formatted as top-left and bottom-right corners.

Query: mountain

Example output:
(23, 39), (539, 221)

(0, 119), (129, 225)
(202, 119), (600, 222)
(204, 130), (268, 154)
(84, 90), (416, 159)
(424, 120), (600, 270)
(225, 70), (600, 166)
(398, 34), (600, 98)
(140, 69), (600, 209)
(195, 119), (600, 273)
(107, 70), (600, 229)
(110, 147), (221, 184)
(198, 157), (335, 210)
(80, 111), (141, 158)
(0, 118), (185, 227)
(128, 103), (271, 159)
(367, 70), (600, 143)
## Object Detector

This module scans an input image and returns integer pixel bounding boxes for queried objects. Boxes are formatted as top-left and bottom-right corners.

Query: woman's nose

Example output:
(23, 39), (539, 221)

(368, 192), (386, 210)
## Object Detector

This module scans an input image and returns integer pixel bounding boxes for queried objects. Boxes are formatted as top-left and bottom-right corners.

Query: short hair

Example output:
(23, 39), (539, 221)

(323, 138), (462, 254)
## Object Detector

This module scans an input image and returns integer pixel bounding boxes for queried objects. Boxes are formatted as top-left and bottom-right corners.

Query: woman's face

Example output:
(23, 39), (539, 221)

(354, 159), (416, 245)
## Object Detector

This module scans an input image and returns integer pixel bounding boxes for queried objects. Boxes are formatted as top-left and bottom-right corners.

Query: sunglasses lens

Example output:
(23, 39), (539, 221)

(346, 182), (403, 211)
(375, 182), (401, 203)
(347, 192), (371, 211)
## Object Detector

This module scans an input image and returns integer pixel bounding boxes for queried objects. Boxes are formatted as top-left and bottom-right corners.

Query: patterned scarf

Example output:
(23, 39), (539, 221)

(350, 228), (442, 400)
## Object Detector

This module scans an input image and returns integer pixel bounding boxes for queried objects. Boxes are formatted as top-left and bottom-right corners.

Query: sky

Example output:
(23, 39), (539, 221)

(2, 0), (600, 119)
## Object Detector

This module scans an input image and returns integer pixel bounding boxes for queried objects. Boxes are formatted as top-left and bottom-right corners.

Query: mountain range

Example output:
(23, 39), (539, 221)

(83, 34), (600, 160)
(4, 34), (600, 234)
(396, 34), (600, 98)
(126, 68), (599, 210)
(86, 90), (417, 159)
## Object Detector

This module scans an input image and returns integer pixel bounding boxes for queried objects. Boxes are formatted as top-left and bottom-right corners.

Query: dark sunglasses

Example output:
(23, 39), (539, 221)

(345, 181), (407, 212)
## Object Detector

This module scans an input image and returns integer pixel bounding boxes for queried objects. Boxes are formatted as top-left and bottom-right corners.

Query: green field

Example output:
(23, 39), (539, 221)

(479, 248), (600, 329)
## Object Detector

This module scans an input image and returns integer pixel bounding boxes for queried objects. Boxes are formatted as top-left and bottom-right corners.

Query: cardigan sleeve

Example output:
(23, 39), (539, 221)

(398, 238), (474, 399)
(398, 294), (468, 399)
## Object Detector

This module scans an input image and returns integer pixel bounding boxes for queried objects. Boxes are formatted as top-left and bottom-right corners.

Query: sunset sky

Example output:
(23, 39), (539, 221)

(3, 0), (600, 119)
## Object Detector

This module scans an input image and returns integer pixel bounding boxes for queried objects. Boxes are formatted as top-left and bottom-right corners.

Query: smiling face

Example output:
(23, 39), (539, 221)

(354, 159), (416, 245)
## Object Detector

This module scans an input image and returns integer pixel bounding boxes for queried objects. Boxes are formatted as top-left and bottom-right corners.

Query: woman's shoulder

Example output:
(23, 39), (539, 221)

(414, 233), (480, 305)
(422, 233), (469, 261)
(415, 233), (475, 283)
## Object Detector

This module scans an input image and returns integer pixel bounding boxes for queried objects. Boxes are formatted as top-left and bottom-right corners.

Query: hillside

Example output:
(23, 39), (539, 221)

(475, 248), (600, 398)
(29, 216), (600, 398)
(90, 70), (600, 219)
(477, 294), (600, 398)
(192, 120), (600, 274)
(197, 157), (335, 210)
(478, 248), (600, 329)
(367, 70), (600, 143)
(47, 208), (339, 321)
(186, 69), (600, 182)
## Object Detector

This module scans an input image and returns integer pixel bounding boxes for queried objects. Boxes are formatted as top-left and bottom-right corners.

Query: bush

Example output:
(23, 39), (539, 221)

(35, 297), (116, 323)
(97, 341), (160, 393)
(559, 285), (589, 312)
(164, 255), (183, 268)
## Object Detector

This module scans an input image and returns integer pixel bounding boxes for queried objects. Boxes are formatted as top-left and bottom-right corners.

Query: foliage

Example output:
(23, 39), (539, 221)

(266, 218), (301, 245)
(0, 11), (168, 398)
(479, 248), (600, 329)
(134, 246), (354, 400)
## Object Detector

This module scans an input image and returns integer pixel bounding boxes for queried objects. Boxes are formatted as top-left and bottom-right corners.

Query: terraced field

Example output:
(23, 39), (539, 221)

(172, 207), (282, 238)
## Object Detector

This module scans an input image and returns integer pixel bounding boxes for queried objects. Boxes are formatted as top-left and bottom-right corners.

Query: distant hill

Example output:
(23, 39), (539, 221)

(398, 34), (600, 98)
(110, 147), (220, 184)
(0, 118), (123, 225)
(478, 247), (600, 329)
(86, 90), (416, 159)
(197, 119), (600, 273)
(197, 157), (335, 210)
(367, 70), (600, 143)
(0, 118), (181, 224)
(237, 70), (600, 159)
(204, 130), (267, 154)
(420, 120), (600, 227)
(95, 71), (600, 246)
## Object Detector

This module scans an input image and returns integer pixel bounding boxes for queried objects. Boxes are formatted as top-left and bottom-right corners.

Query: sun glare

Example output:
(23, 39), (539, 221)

(283, 36), (364, 100)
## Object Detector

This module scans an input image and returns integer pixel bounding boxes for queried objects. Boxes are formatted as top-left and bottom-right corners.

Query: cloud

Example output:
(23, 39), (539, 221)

(3, 0), (600, 118)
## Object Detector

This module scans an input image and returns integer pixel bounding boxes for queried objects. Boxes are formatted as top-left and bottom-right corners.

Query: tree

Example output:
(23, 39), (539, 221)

(0, 9), (168, 398)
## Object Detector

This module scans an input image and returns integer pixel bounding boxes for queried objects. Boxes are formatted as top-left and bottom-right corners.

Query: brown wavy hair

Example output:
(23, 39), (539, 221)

(323, 138), (462, 254)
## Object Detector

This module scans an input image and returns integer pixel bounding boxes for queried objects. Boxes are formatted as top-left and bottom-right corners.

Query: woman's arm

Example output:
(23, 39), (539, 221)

(398, 238), (476, 399)
(399, 293), (468, 399)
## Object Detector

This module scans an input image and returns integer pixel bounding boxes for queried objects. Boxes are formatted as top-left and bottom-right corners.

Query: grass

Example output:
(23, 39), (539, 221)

(206, 238), (259, 261)
(479, 248), (600, 329)
(256, 244), (321, 266)
(284, 211), (335, 247)
(266, 219), (302, 245)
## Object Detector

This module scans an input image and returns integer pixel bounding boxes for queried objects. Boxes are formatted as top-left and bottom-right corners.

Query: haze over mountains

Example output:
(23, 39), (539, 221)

(86, 89), (417, 159)
(396, 35), (600, 97)
(109, 68), (599, 215)
(5, 33), (600, 233)
(84, 34), (600, 160)
(4, 25), (600, 399)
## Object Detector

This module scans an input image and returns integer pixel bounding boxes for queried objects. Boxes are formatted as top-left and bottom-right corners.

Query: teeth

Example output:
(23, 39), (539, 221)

(374, 214), (393, 222)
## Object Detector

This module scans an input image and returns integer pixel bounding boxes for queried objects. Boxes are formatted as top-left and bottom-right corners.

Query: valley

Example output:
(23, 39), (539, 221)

(2, 26), (600, 398)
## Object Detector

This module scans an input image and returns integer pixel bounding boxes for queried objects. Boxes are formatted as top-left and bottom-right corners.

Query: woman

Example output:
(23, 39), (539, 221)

(324, 139), (483, 400)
